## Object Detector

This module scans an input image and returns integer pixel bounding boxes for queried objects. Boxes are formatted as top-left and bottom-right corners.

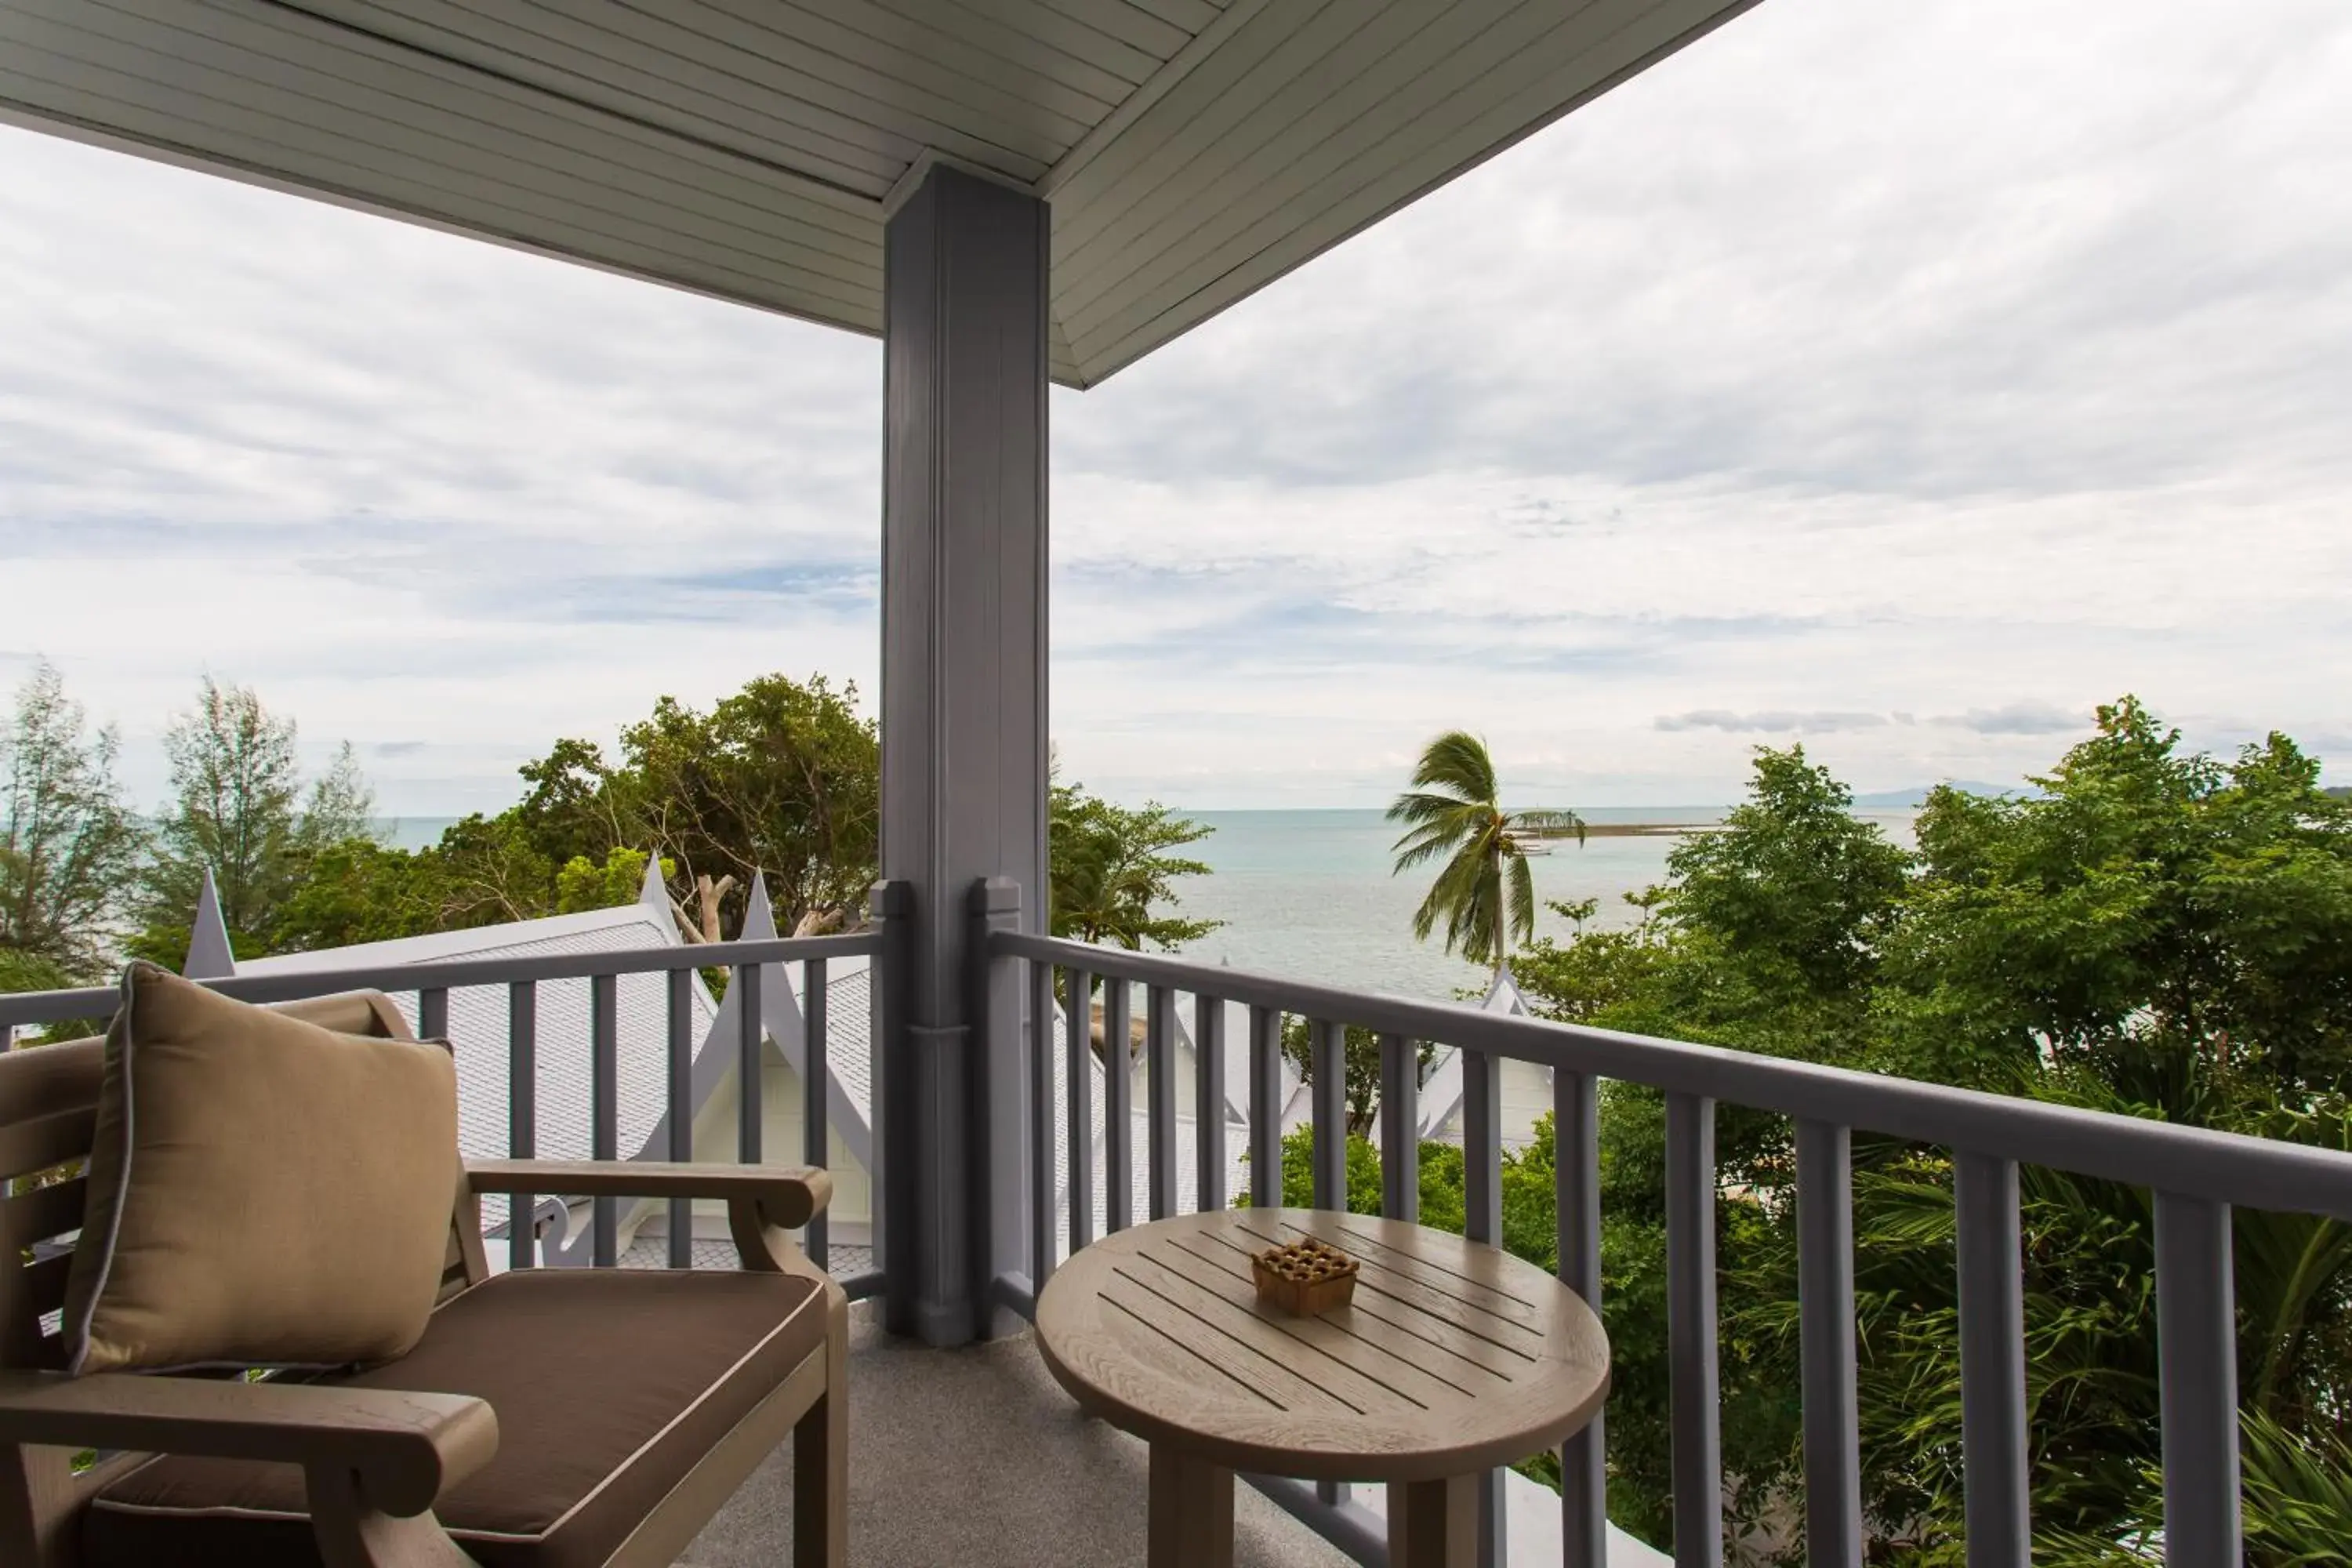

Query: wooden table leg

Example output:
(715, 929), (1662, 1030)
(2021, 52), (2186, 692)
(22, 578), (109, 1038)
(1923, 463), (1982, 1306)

(1148, 1444), (1233, 1568)
(1388, 1474), (1477, 1567)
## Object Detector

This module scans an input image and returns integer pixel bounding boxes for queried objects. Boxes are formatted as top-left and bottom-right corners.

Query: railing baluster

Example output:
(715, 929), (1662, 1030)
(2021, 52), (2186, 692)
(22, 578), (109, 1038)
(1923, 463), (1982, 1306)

(1379, 1033), (1417, 1222)
(1195, 993), (1226, 1212)
(1463, 1047), (1506, 1566)
(507, 980), (536, 1272)
(1666, 1091), (1721, 1568)
(1310, 1018), (1346, 1211)
(1249, 1006), (1281, 1209)
(1463, 1048), (1503, 1241)
(1955, 1151), (2030, 1568)
(667, 966), (693, 1269)
(1104, 978), (1132, 1232)
(1557, 1069), (1603, 1566)
(1797, 1120), (1860, 1568)
(590, 973), (618, 1268)
(1066, 966), (1094, 1254)
(1311, 1022), (1352, 1515)
(1030, 958), (1056, 1288)
(802, 958), (828, 1269)
(419, 985), (448, 1042)
(1147, 985), (1177, 1220)
(2155, 1191), (2240, 1568)
(737, 964), (764, 1164)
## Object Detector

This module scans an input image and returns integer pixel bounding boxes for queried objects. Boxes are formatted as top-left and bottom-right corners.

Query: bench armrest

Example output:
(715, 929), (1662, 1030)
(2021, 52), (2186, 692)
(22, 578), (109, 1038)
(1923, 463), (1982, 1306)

(0, 1371), (497, 1518)
(465, 1160), (831, 1228)
(466, 1160), (834, 1275)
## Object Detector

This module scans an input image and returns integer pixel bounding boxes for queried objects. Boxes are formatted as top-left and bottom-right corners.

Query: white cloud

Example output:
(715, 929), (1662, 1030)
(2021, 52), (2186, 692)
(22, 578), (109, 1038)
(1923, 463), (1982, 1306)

(1657, 712), (1890, 735)
(1931, 704), (2092, 736)
(2, 0), (2349, 811)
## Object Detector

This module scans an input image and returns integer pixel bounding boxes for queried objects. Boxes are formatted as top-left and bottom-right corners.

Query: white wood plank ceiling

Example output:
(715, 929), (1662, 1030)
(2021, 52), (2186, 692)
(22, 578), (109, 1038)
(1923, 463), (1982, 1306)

(0, 0), (1759, 387)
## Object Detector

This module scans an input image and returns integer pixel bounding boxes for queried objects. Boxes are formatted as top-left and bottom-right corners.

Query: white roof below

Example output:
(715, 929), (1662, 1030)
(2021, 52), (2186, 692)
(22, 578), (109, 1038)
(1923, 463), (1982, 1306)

(1046, 1007), (1251, 1259)
(1419, 967), (1541, 1145)
(0, 0), (1758, 387)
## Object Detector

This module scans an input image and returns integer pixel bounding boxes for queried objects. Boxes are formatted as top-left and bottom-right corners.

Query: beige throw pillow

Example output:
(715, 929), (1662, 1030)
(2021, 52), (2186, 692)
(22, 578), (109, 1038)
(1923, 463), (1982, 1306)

(63, 963), (459, 1375)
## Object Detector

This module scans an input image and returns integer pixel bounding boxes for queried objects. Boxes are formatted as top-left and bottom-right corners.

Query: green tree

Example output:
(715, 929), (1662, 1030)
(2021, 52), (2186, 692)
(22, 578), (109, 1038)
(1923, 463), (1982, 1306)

(1486, 708), (2352, 1563)
(270, 835), (667, 954)
(1660, 746), (1910, 1012)
(1, 661), (143, 983)
(2241, 1406), (2352, 1566)
(1247, 1123), (1473, 1231)
(267, 673), (877, 956)
(1888, 697), (2352, 1094)
(267, 838), (452, 951)
(1388, 731), (1581, 975)
(615, 673), (878, 938)
(1048, 778), (1218, 951)
(136, 678), (376, 960)
(510, 674), (879, 942)
(512, 736), (634, 873)
(434, 811), (570, 929)
(555, 848), (660, 914)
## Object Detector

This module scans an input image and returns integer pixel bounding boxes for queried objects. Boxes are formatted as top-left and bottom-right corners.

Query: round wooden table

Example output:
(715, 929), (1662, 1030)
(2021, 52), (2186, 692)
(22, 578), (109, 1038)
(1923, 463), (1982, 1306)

(1033, 1207), (1610, 1568)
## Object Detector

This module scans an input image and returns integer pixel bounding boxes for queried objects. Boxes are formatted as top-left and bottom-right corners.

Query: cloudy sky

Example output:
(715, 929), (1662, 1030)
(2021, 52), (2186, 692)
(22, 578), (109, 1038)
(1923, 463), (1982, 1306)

(3, 0), (2348, 815)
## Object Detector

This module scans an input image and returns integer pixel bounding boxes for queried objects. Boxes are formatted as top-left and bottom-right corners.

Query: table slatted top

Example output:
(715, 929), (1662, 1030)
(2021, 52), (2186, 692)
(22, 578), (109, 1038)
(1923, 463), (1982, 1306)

(1033, 1209), (1608, 1483)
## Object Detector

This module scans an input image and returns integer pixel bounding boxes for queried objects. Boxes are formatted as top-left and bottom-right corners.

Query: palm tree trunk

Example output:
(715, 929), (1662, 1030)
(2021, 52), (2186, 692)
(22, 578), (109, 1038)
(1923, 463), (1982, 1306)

(1490, 841), (1507, 980)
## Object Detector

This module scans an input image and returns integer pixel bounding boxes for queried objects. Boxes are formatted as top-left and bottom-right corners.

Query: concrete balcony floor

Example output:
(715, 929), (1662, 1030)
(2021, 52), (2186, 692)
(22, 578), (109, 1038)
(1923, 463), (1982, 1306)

(684, 1301), (1352, 1567)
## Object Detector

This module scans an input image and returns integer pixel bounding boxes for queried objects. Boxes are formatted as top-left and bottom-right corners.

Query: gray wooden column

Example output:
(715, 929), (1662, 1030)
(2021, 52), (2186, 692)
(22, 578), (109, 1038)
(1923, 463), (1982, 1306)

(880, 163), (1050, 1348)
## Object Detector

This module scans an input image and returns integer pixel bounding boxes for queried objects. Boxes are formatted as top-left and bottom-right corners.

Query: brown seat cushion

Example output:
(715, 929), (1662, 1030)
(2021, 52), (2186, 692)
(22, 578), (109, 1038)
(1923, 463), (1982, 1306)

(84, 1268), (828, 1568)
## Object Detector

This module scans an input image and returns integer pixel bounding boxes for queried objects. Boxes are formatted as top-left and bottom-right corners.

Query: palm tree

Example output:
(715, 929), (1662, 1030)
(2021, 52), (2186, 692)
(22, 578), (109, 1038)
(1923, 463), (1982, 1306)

(1387, 731), (1583, 975)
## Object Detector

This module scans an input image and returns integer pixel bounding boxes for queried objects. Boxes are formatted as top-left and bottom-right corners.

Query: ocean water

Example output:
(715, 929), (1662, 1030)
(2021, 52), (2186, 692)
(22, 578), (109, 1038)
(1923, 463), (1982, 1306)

(379, 816), (461, 850)
(1167, 808), (1723, 1000)
(376, 807), (1919, 1002)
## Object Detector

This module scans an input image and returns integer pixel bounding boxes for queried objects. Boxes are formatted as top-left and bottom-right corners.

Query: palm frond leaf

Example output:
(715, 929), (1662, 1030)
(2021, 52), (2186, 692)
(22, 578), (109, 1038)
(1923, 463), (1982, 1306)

(1390, 799), (1494, 868)
(1406, 731), (1498, 803)
(1389, 730), (1579, 971)
(1507, 851), (1537, 950)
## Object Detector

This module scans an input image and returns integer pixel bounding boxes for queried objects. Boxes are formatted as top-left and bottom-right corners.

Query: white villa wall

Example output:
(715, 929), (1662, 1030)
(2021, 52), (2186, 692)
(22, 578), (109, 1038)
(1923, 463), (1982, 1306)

(1428, 1055), (1552, 1152)
(622, 1041), (873, 1244)
(1497, 1055), (1552, 1152)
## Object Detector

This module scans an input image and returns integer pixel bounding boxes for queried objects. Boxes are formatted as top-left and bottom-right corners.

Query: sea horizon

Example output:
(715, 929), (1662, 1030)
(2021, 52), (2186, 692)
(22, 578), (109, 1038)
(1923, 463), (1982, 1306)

(372, 803), (1928, 1000)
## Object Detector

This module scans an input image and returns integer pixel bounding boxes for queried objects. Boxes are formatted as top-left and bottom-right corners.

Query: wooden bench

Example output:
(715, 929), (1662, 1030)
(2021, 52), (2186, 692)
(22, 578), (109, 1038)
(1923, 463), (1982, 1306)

(0, 989), (846, 1568)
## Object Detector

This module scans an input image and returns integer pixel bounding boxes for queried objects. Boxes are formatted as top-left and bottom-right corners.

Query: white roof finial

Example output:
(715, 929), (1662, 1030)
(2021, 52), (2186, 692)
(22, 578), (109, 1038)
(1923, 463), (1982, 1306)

(636, 849), (669, 915)
(183, 866), (235, 978)
(741, 871), (778, 941)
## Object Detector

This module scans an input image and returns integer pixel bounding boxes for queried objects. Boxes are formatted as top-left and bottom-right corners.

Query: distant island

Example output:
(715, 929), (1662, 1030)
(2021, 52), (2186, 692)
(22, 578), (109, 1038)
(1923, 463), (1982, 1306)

(1539, 821), (1719, 840)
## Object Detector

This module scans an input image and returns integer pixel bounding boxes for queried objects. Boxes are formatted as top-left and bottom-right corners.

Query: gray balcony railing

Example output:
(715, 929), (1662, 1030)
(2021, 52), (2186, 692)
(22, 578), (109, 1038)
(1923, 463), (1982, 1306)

(13, 874), (2352, 1567)
(978, 884), (2352, 1568)
(0, 921), (891, 1298)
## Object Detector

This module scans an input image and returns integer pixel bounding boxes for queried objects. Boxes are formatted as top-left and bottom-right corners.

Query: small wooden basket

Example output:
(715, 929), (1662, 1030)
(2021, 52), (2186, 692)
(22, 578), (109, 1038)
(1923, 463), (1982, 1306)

(1251, 1236), (1360, 1317)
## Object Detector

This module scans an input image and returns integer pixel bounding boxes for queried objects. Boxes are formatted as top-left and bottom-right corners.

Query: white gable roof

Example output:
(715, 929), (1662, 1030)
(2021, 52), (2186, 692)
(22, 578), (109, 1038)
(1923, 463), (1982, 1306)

(780, 953), (876, 1164)
(1214, 995), (1301, 1131)
(1058, 1110), (1253, 1259)
(1417, 967), (1534, 1142)
(1046, 989), (1253, 1258)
